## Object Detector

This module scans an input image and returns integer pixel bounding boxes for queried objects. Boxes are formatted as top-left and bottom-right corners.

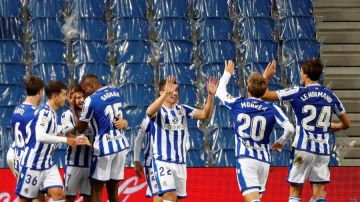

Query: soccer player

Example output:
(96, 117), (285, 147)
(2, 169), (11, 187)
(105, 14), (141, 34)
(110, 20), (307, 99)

(215, 60), (295, 202)
(133, 116), (160, 201)
(262, 59), (351, 202)
(61, 84), (92, 202)
(72, 74), (129, 202)
(146, 75), (218, 201)
(7, 76), (44, 178)
(16, 80), (89, 202)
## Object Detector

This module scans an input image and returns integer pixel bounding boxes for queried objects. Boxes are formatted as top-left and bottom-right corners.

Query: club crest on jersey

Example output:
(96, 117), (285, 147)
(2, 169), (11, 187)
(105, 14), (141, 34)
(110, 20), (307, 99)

(172, 117), (179, 124)
(177, 109), (183, 116)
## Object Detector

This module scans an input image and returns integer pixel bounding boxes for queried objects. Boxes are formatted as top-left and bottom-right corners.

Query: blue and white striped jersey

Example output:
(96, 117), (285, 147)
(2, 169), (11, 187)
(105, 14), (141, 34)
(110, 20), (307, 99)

(21, 103), (59, 170)
(220, 96), (289, 163)
(61, 110), (93, 167)
(276, 84), (345, 155)
(11, 102), (36, 161)
(151, 104), (195, 164)
(80, 86), (129, 156)
(140, 116), (155, 167)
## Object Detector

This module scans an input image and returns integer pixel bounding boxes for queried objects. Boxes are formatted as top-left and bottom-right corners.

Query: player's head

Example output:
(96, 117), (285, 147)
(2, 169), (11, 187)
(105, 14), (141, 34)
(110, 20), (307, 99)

(24, 75), (44, 104)
(301, 58), (324, 83)
(80, 74), (101, 96)
(247, 72), (267, 98)
(159, 78), (178, 105)
(69, 84), (85, 109)
(45, 80), (67, 107)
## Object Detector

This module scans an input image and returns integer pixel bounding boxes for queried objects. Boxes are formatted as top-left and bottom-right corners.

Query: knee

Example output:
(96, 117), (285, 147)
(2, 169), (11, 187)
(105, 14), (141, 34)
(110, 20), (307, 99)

(51, 191), (65, 200)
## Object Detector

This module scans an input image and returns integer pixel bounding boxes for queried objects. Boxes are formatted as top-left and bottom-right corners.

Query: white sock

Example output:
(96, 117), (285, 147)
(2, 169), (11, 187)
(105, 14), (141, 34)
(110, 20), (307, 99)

(289, 196), (301, 202)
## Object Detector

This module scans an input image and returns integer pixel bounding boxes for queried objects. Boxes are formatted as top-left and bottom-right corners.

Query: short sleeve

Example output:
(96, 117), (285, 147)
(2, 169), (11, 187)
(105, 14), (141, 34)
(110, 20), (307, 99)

(80, 97), (94, 122)
(61, 111), (74, 133)
(181, 104), (196, 118)
(276, 86), (300, 101)
(273, 105), (288, 125)
(332, 93), (346, 115)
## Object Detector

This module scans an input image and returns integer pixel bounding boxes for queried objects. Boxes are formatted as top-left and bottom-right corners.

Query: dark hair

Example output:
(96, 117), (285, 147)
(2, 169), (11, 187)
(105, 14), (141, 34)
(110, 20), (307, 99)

(80, 74), (98, 84)
(302, 59), (324, 81)
(45, 80), (67, 99)
(24, 76), (44, 96)
(247, 72), (267, 98)
(158, 79), (178, 97)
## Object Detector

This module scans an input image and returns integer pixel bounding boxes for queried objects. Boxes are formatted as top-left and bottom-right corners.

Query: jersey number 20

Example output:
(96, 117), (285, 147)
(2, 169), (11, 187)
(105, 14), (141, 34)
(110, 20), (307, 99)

(237, 114), (266, 141)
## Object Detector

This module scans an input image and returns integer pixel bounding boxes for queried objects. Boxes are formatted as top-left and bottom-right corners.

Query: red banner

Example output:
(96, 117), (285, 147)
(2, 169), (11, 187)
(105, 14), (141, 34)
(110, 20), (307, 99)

(0, 167), (359, 202)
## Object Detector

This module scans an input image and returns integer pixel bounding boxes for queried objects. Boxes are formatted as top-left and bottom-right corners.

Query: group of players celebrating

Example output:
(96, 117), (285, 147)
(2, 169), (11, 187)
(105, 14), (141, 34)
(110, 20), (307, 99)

(6, 58), (350, 202)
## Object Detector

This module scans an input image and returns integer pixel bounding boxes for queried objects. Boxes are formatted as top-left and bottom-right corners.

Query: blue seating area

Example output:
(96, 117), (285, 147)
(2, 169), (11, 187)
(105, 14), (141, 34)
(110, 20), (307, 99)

(0, 0), (335, 168)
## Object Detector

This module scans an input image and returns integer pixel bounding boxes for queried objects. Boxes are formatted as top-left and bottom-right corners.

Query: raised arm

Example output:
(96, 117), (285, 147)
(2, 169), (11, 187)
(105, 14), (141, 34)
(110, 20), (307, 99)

(192, 77), (218, 120)
(146, 76), (177, 117)
(261, 60), (280, 101)
(215, 60), (235, 102)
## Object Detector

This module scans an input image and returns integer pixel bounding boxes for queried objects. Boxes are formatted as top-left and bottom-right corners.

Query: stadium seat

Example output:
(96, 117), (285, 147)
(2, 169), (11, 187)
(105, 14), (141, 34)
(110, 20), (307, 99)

(158, 40), (194, 64)
(242, 62), (281, 85)
(74, 63), (111, 85)
(237, 17), (275, 40)
(279, 16), (316, 40)
(199, 40), (236, 64)
(124, 127), (137, 151)
(197, 18), (233, 40)
(211, 127), (235, 150)
(188, 128), (204, 150)
(210, 105), (233, 127)
(276, 0), (313, 18)
(158, 63), (195, 85)
(193, 0), (229, 19)
(201, 63), (239, 86)
(0, 85), (25, 106)
(285, 61), (303, 86)
(119, 84), (155, 107)
(115, 40), (152, 63)
(214, 148), (235, 167)
(52, 148), (66, 168)
(178, 84), (198, 106)
(122, 106), (148, 127)
(0, 0), (21, 17)
(28, 0), (63, 17)
(0, 40), (23, 63)
(234, 0), (272, 18)
(75, 18), (107, 40)
(29, 18), (63, 40)
(0, 17), (23, 40)
(0, 126), (12, 147)
(31, 40), (66, 63)
(0, 63), (26, 85)
(155, 18), (191, 40)
(282, 39), (320, 63)
(240, 40), (278, 64)
(0, 106), (15, 126)
(115, 63), (154, 85)
(187, 119), (199, 128)
(69, 0), (105, 18)
(112, 18), (149, 40)
(32, 63), (70, 84)
(109, 0), (146, 18)
(187, 150), (205, 167)
(210, 84), (241, 106)
(153, 0), (189, 18)
(73, 40), (108, 63)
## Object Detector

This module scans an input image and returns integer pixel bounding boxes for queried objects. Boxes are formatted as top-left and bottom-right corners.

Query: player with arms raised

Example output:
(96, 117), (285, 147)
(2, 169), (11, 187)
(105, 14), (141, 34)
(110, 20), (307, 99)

(146, 76), (218, 202)
(216, 60), (295, 202)
(262, 59), (351, 202)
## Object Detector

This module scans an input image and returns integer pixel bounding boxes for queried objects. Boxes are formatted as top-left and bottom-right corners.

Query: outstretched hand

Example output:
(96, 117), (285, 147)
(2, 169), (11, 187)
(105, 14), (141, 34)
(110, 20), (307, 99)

(271, 141), (284, 152)
(224, 60), (235, 75)
(164, 75), (178, 95)
(207, 77), (219, 95)
(263, 60), (276, 81)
